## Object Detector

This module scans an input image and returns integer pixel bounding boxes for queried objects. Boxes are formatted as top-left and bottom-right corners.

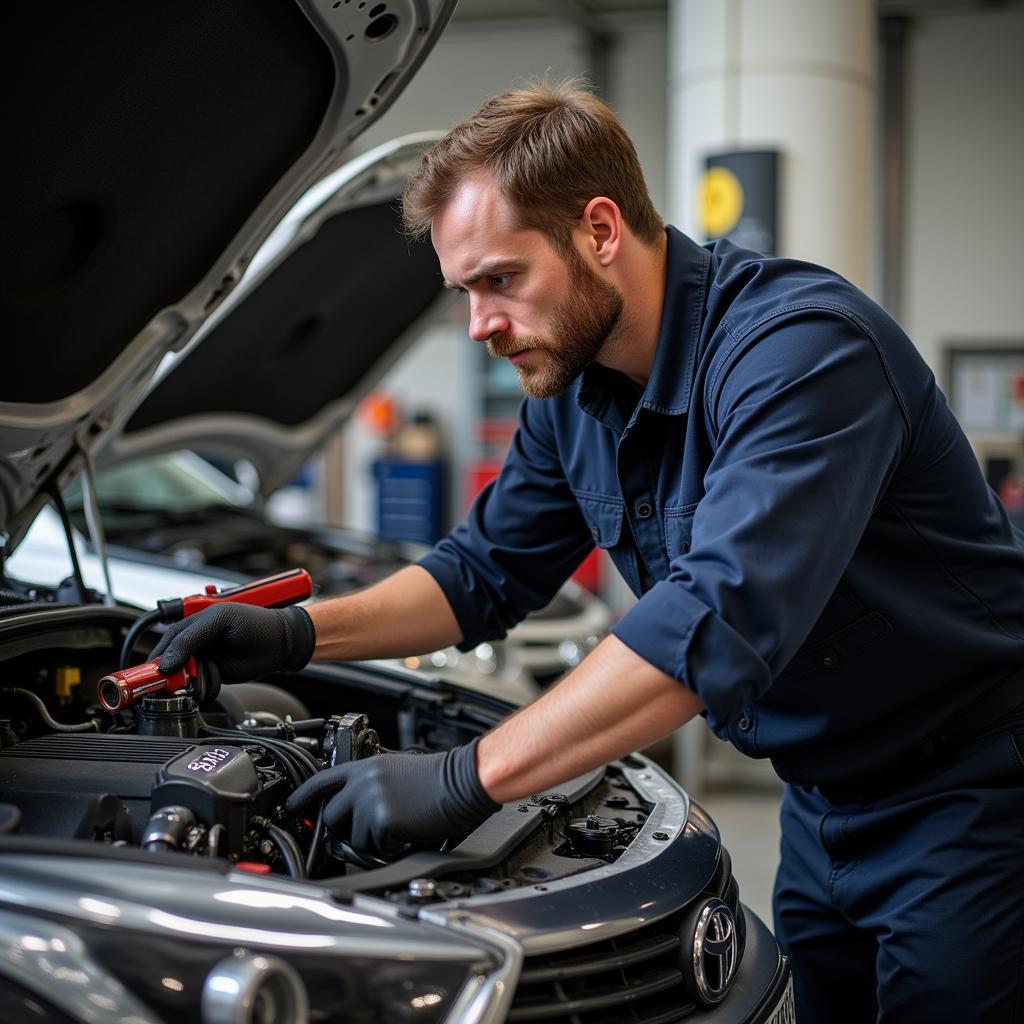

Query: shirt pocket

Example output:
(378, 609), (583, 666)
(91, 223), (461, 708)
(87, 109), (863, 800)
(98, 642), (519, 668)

(776, 610), (894, 681)
(574, 492), (624, 549)
(664, 503), (699, 561)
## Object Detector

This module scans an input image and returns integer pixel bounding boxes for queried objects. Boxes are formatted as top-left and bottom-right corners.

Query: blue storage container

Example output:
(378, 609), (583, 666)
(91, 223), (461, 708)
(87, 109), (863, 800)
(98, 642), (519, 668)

(373, 458), (446, 545)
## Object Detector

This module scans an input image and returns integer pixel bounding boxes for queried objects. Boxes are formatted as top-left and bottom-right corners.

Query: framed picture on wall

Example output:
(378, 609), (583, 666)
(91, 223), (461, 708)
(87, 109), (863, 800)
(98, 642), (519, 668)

(945, 344), (1024, 438)
(945, 343), (1024, 500)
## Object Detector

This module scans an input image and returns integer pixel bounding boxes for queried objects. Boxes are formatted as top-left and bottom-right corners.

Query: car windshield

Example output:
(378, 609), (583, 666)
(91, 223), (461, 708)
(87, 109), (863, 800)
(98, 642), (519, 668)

(64, 452), (253, 515)
(3, 504), (240, 606)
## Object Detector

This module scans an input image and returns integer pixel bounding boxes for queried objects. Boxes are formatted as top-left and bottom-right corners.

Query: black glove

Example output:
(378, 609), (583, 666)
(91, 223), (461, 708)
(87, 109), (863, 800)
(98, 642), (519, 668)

(149, 604), (316, 685)
(286, 738), (500, 854)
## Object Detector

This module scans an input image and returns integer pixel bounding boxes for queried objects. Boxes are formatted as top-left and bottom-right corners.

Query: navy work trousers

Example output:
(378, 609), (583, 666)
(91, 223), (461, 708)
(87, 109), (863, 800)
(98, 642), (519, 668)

(772, 710), (1024, 1022)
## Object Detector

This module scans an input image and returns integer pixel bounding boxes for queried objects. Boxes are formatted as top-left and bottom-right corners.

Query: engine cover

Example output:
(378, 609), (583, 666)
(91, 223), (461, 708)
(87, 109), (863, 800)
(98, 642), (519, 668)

(0, 735), (289, 858)
(152, 743), (289, 857)
(0, 734), (195, 841)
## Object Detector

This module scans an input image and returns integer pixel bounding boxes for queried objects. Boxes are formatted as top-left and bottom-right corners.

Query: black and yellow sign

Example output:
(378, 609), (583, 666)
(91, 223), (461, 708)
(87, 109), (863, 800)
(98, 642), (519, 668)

(699, 150), (779, 256)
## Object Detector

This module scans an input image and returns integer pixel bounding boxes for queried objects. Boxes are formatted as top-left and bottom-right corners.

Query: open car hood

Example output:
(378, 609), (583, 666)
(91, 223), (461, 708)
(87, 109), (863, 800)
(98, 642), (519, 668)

(108, 132), (452, 500)
(0, 0), (456, 550)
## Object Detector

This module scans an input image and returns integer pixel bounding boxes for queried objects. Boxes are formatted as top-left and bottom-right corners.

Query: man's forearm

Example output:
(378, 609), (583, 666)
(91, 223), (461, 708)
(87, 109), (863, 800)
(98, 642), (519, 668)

(476, 634), (704, 803)
(306, 565), (464, 662)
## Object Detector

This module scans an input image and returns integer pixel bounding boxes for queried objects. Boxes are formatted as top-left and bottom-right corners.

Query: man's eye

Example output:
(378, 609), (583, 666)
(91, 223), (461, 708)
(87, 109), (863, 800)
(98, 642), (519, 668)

(490, 274), (512, 289)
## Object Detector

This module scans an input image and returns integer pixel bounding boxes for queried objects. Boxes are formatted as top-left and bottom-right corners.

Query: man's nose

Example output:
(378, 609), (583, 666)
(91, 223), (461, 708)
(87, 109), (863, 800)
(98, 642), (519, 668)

(468, 301), (509, 343)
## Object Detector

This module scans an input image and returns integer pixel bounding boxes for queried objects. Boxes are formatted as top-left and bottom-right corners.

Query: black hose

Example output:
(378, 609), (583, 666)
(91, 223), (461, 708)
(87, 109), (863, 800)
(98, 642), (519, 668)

(235, 738), (303, 788)
(208, 724), (320, 779)
(243, 718), (326, 737)
(281, 740), (320, 777)
(237, 729), (315, 777)
(2, 688), (99, 733)
(190, 730), (304, 789)
(119, 609), (162, 669)
(260, 742), (307, 788)
(305, 802), (326, 877)
(207, 823), (226, 859)
(233, 732), (310, 784)
(200, 717), (320, 776)
(333, 839), (389, 871)
(198, 716), (306, 783)
(260, 730), (321, 776)
(264, 822), (306, 879)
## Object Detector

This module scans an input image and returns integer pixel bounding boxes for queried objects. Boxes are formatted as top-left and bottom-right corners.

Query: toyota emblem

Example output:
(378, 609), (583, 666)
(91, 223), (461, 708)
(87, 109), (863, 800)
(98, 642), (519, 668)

(691, 898), (738, 1003)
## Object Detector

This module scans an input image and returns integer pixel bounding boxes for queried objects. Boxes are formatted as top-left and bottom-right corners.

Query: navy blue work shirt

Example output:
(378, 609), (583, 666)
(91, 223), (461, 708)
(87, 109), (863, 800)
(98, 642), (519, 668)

(419, 226), (1024, 788)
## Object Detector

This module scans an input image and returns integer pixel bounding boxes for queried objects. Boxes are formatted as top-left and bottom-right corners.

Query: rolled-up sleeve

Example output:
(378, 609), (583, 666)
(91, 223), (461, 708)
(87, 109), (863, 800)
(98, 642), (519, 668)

(418, 397), (594, 650)
(612, 309), (910, 731)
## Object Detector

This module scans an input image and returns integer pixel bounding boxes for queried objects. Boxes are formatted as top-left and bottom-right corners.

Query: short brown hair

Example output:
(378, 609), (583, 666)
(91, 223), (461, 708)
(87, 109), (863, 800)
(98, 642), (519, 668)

(402, 79), (663, 252)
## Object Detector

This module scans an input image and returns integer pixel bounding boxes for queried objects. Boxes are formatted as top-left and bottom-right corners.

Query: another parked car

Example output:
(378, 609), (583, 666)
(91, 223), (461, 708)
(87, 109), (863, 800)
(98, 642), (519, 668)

(0, 5), (793, 1022)
(4, 502), (539, 706)
(66, 450), (610, 688)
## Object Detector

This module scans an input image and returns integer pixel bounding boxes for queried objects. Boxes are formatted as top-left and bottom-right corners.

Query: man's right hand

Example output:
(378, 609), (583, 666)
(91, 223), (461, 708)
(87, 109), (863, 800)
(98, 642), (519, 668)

(149, 604), (316, 686)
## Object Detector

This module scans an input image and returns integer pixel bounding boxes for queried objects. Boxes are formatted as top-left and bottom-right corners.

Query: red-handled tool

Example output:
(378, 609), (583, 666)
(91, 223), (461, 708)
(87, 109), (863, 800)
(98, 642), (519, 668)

(157, 568), (313, 623)
(108, 568), (314, 712)
(99, 657), (202, 713)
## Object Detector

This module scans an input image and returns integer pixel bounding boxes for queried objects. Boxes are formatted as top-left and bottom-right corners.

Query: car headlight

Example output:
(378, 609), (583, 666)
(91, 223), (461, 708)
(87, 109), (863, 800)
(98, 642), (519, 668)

(48, 918), (494, 1024)
(203, 952), (308, 1024)
(2, 905), (495, 1024)
(200, 955), (470, 1024)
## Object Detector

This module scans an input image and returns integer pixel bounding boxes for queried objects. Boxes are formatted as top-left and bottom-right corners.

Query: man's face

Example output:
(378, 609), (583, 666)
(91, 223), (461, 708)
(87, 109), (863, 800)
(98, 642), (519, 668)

(432, 174), (623, 398)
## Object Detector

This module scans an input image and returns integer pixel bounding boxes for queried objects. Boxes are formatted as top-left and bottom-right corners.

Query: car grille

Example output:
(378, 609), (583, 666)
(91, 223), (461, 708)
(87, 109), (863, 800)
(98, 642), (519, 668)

(510, 916), (697, 1024)
(509, 853), (739, 1024)
(765, 978), (796, 1024)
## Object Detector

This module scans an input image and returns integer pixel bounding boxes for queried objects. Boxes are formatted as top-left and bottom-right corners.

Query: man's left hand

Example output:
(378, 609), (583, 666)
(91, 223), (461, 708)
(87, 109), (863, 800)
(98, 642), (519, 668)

(286, 738), (499, 854)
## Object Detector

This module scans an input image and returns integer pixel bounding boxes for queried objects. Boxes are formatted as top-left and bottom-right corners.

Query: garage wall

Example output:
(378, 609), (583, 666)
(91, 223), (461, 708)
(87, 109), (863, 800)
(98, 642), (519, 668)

(333, 6), (1024, 534)
(351, 12), (668, 213)
(902, 8), (1024, 373)
(339, 12), (669, 534)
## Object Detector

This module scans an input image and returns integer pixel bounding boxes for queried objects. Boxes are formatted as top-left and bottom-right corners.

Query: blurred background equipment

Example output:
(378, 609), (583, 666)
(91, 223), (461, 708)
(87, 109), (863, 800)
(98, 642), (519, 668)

(373, 408), (447, 545)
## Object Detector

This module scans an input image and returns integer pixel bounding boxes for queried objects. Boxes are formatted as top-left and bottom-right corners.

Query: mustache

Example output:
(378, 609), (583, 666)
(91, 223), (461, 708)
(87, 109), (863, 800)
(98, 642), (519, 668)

(486, 333), (543, 359)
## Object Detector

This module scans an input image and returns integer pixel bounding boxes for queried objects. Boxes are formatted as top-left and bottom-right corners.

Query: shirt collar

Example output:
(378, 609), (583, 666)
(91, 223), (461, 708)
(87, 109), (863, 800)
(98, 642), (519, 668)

(578, 226), (711, 423)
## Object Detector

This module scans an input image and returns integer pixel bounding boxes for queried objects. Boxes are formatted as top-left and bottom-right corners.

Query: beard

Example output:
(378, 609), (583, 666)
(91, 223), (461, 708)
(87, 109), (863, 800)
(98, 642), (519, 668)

(486, 247), (623, 399)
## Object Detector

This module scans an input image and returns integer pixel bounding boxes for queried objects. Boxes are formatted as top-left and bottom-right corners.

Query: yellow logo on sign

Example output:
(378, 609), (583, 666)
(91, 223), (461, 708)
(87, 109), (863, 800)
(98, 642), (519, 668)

(699, 166), (744, 237)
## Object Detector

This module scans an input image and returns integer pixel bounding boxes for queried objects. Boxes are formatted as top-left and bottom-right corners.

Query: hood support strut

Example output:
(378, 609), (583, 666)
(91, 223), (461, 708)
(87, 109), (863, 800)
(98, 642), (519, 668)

(78, 450), (115, 607)
(45, 482), (89, 605)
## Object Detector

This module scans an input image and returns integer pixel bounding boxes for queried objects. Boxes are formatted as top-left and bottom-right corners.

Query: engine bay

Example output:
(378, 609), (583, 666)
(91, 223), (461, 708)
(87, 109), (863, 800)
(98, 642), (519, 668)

(0, 603), (654, 907)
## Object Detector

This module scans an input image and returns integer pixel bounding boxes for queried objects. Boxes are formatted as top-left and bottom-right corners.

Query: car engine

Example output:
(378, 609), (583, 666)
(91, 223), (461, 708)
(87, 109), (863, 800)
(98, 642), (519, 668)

(0, 604), (660, 906)
(0, 601), (774, 1023)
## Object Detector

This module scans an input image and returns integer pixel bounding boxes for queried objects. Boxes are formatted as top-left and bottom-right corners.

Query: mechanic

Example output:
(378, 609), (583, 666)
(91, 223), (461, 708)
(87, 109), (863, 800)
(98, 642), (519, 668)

(152, 82), (1024, 1022)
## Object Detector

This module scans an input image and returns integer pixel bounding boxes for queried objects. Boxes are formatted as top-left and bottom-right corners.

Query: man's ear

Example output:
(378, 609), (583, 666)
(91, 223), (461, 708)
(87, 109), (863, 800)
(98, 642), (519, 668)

(581, 197), (622, 267)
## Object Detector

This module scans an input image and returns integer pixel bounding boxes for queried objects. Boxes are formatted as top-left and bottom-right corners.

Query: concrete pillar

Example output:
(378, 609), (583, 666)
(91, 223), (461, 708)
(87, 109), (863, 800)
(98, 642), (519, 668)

(666, 0), (877, 793)
(667, 0), (876, 289)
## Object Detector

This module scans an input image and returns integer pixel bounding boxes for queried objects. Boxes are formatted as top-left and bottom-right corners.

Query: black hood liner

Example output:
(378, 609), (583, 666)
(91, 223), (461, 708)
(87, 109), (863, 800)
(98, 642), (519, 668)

(125, 201), (444, 431)
(2, 3), (336, 404)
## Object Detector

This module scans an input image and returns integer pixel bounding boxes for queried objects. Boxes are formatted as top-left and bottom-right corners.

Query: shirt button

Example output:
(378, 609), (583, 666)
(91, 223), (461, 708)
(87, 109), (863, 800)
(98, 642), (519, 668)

(590, 526), (600, 541)
(823, 654), (839, 669)
(636, 502), (653, 519)
(737, 713), (753, 732)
